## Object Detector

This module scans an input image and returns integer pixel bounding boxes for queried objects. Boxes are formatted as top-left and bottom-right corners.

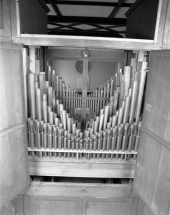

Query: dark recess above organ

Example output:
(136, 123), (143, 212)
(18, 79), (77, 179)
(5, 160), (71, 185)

(41, 0), (136, 37)
(48, 16), (127, 25)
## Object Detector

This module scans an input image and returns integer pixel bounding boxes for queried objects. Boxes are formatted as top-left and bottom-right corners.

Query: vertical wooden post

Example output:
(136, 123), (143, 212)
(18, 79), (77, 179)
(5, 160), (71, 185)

(22, 47), (29, 117)
(82, 51), (89, 124)
(40, 47), (45, 72)
(35, 47), (40, 74)
(29, 46), (36, 74)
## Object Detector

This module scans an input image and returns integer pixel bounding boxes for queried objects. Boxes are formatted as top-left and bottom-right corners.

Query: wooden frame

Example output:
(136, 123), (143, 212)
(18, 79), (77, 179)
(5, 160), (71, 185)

(16, 0), (168, 50)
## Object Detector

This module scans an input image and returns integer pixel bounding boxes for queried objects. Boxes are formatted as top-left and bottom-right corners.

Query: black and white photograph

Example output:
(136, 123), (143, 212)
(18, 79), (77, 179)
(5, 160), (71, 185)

(0, 0), (170, 214)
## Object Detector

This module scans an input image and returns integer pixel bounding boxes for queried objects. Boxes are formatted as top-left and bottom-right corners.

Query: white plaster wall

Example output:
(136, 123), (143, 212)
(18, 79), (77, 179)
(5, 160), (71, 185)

(51, 60), (116, 91)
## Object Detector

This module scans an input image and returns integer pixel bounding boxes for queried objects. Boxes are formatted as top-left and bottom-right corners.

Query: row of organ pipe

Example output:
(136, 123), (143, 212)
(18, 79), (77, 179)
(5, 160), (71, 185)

(27, 52), (148, 160)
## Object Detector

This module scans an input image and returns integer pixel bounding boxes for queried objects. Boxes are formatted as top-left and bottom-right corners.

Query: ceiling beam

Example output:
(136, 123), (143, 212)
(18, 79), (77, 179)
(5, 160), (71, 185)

(51, 23), (85, 31)
(49, 25), (97, 32)
(48, 22), (80, 27)
(48, 16), (127, 25)
(49, 24), (119, 33)
(85, 25), (126, 33)
(45, 0), (133, 7)
(48, 23), (125, 31)
(109, 0), (125, 19)
(88, 24), (119, 32)
(47, 29), (124, 38)
(48, 23), (126, 34)
(48, 0), (62, 17)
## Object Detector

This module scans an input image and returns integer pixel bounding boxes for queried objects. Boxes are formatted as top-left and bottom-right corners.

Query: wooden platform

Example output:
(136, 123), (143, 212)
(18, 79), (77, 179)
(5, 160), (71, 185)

(29, 156), (136, 178)
(17, 179), (132, 215)
(16, 181), (141, 215)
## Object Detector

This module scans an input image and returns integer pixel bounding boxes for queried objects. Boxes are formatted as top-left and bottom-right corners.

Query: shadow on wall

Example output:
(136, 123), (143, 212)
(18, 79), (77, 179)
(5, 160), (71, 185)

(52, 60), (117, 91)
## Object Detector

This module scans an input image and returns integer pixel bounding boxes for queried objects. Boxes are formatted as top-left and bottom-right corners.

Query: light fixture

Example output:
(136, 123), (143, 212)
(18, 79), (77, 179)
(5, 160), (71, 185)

(83, 50), (90, 58)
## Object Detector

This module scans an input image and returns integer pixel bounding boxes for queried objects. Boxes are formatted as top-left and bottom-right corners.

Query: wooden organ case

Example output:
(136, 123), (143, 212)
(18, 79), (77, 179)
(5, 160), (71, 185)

(0, 0), (170, 215)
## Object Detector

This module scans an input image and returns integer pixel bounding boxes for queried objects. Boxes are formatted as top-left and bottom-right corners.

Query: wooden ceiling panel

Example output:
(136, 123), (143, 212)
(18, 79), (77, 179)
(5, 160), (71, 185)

(45, 0), (133, 7)
(114, 7), (129, 18)
(57, 5), (114, 17)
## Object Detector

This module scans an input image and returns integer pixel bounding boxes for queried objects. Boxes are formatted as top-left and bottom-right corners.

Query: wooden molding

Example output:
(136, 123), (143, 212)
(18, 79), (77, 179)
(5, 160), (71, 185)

(24, 182), (133, 198)
(45, 48), (125, 62)
(29, 159), (136, 178)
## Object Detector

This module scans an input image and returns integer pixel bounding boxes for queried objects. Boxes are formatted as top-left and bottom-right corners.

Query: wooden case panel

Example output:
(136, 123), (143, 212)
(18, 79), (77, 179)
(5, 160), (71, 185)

(136, 198), (155, 215)
(19, 0), (47, 34)
(0, 126), (29, 208)
(0, 44), (25, 131)
(83, 197), (132, 215)
(134, 50), (170, 215)
(0, 196), (20, 215)
(163, 0), (170, 45)
(142, 50), (170, 142)
(0, 0), (11, 37)
(0, 43), (29, 207)
(126, 0), (159, 40)
(134, 132), (163, 207)
(151, 146), (170, 215)
(30, 196), (82, 215)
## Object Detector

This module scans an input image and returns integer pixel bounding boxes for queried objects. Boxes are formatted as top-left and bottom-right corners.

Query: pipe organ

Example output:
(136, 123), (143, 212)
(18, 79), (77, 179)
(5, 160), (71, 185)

(1, 0), (170, 213)
(27, 50), (148, 162)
